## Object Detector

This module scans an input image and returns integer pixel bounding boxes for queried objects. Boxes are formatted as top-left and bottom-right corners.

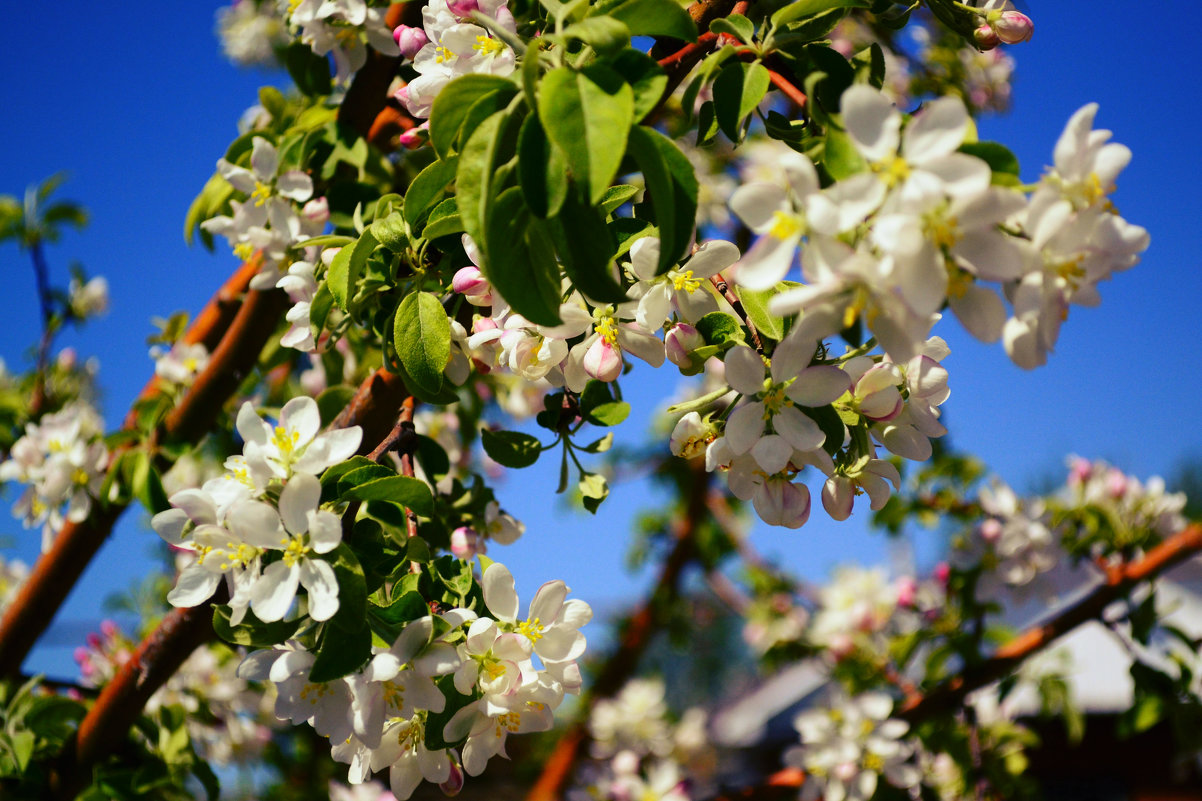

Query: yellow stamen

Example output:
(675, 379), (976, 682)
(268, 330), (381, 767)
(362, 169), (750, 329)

(768, 210), (803, 241)
(517, 617), (545, 643)
(473, 35), (504, 57)
(282, 537), (309, 567)
(671, 269), (702, 293)
(435, 45), (456, 63)
(250, 180), (272, 207)
(595, 316), (619, 348)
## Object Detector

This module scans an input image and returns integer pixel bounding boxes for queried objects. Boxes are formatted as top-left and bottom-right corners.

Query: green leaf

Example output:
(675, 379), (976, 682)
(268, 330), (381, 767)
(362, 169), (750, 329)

(456, 110), (508, 248)
(394, 291), (452, 396)
(713, 61), (771, 142)
(370, 591), (429, 626)
(326, 229), (379, 311)
(518, 115), (569, 219)
(480, 186), (564, 326)
(960, 141), (1021, 185)
(538, 66), (634, 204)
(561, 16), (631, 53)
(345, 476), (436, 518)
(480, 429), (543, 468)
(212, 607), (301, 648)
(822, 125), (866, 180)
(709, 13), (754, 43)
(183, 173), (234, 249)
(300, 234), (355, 249)
(599, 185), (641, 215)
(326, 543), (369, 632)
(429, 75), (519, 158)
(581, 432), (614, 453)
(405, 156), (460, 228)
(600, 0), (698, 41)
(625, 126), (697, 274)
(605, 50), (668, 122)
(283, 41), (333, 96)
(770, 0), (869, 28)
(308, 620), (372, 682)
(735, 286), (786, 340)
(580, 380), (631, 426)
(370, 211), (408, 252)
(422, 198), (464, 240)
(547, 193), (627, 303)
(696, 311), (745, 347)
(806, 44), (855, 112)
(578, 472), (609, 513)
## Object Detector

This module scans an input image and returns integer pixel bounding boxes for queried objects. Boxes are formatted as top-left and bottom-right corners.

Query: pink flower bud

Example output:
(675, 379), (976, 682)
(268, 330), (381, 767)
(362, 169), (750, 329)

(399, 123), (428, 150)
(896, 576), (918, 608)
(446, 0), (480, 17)
(472, 316), (498, 334)
(392, 24), (429, 59)
(1106, 468), (1128, 499)
(822, 475), (854, 521)
(754, 478), (811, 529)
(1068, 456), (1093, 486)
(933, 561), (951, 585)
(583, 337), (623, 383)
(979, 518), (1003, 543)
(453, 266), (493, 306)
(450, 526), (482, 559)
(100, 619), (118, 638)
(973, 23), (1000, 49)
(665, 323), (703, 369)
(57, 347), (78, 370)
(301, 196), (329, 226)
(440, 759), (465, 796)
(392, 85), (410, 106)
(993, 11), (1033, 44)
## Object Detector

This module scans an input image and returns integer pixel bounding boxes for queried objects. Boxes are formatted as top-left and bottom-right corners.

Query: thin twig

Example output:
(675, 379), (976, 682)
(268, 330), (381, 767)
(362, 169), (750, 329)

(710, 273), (763, 353)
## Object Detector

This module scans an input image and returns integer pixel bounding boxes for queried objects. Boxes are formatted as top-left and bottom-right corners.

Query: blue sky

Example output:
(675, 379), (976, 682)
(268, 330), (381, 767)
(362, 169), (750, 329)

(1, 1), (1199, 678)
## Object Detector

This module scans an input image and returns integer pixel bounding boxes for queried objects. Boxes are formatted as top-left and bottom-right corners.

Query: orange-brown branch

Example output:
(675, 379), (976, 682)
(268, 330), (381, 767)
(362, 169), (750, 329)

(0, 260), (268, 680)
(526, 463), (712, 801)
(900, 522), (1202, 721)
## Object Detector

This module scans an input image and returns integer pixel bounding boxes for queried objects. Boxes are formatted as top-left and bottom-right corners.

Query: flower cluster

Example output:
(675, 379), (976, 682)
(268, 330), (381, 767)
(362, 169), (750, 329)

(572, 677), (712, 801)
(283, 0), (400, 83)
(785, 692), (921, 801)
(0, 401), (109, 551)
(152, 396), (361, 624)
(1066, 456), (1188, 540)
(395, 0), (518, 119)
(201, 136), (328, 290)
(75, 620), (278, 765)
(239, 562), (590, 799)
(216, 0), (289, 67)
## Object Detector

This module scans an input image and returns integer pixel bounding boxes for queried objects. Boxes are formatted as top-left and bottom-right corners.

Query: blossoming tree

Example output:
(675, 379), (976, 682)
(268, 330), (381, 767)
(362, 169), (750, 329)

(0, 1), (1198, 800)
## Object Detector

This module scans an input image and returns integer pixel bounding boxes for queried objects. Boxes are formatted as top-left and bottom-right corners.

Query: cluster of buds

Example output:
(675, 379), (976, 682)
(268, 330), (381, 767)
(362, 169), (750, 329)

(971, 1), (1034, 49)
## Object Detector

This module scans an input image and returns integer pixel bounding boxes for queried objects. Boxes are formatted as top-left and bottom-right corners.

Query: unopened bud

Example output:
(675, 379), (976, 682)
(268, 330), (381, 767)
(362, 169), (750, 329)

(301, 196), (329, 226)
(896, 576), (918, 607)
(993, 11), (1033, 44)
(665, 323), (703, 369)
(392, 24), (429, 59)
(453, 266), (493, 306)
(392, 85), (410, 106)
(933, 561), (951, 585)
(979, 518), (1003, 543)
(440, 759), (465, 796)
(1106, 469), (1128, 499)
(822, 475), (855, 521)
(973, 23), (1000, 49)
(1068, 456), (1092, 486)
(583, 336), (622, 383)
(399, 123), (429, 150)
(450, 526), (482, 559)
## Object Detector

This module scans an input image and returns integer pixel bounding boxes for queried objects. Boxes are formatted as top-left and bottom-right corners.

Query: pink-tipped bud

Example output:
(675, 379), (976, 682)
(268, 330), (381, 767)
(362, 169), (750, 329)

(933, 561), (951, 585)
(896, 576), (918, 608)
(446, 0), (480, 18)
(754, 478), (811, 530)
(1106, 469), (1128, 499)
(472, 316), (498, 334)
(453, 266), (493, 306)
(440, 759), (465, 796)
(973, 23), (1000, 50)
(57, 347), (78, 370)
(392, 24), (429, 59)
(100, 619), (118, 638)
(664, 323), (703, 369)
(822, 475), (855, 521)
(979, 518), (1003, 543)
(392, 85), (410, 106)
(583, 337), (623, 383)
(1068, 456), (1093, 486)
(993, 11), (1033, 44)
(399, 123), (428, 150)
(450, 526), (482, 559)
(301, 196), (329, 226)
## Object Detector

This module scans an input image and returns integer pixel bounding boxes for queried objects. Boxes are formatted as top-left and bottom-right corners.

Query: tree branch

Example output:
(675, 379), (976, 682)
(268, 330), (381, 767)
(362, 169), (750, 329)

(526, 462), (712, 801)
(0, 260), (271, 680)
(899, 522), (1202, 721)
